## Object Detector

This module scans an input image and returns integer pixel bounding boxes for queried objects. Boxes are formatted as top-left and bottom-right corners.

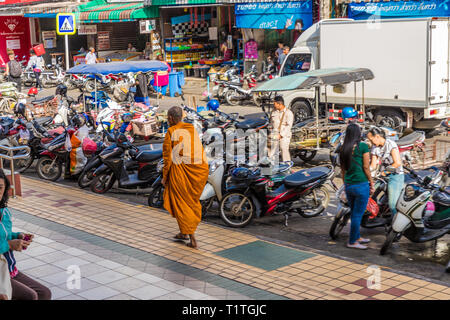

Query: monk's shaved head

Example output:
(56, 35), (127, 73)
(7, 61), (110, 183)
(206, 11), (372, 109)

(168, 106), (183, 125)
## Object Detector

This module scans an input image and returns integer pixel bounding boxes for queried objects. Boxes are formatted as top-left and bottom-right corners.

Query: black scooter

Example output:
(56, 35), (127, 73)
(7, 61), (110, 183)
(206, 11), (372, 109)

(90, 133), (162, 194)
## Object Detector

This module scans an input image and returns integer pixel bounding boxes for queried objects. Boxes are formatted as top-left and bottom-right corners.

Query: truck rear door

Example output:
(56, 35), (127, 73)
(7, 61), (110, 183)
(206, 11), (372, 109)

(429, 19), (449, 105)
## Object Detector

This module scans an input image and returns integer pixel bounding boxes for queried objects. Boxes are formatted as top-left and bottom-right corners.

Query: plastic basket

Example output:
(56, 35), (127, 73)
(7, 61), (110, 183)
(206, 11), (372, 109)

(33, 44), (45, 56)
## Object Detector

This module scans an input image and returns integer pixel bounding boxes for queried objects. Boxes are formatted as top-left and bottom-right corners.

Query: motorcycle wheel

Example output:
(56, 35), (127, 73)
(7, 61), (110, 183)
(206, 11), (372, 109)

(219, 193), (254, 228)
(90, 172), (116, 194)
(148, 184), (164, 208)
(297, 150), (317, 162)
(77, 168), (96, 189)
(225, 90), (241, 106)
(329, 207), (350, 240)
(380, 229), (398, 255)
(200, 198), (214, 218)
(217, 86), (225, 99)
(446, 260), (450, 273)
(298, 186), (330, 218)
(36, 156), (62, 182)
(41, 78), (52, 88)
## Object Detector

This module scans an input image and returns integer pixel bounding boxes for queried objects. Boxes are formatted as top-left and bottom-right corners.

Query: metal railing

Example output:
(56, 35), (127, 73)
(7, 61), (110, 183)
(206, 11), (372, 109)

(0, 145), (31, 198)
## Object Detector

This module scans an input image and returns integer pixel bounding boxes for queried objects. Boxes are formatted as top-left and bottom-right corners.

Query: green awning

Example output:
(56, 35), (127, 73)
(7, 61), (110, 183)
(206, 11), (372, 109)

(254, 68), (374, 92)
(75, 0), (159, 23)
(149, 0), (218, 5)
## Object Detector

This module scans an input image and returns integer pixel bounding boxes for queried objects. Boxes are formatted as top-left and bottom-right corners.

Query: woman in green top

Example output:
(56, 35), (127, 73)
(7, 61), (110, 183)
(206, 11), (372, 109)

(339, 124), (374, 250)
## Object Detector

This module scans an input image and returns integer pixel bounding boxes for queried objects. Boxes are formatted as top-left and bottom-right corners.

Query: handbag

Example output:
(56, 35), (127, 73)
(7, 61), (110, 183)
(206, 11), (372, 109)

(0, 255), (12, 300)
(268, 110), (286, 149)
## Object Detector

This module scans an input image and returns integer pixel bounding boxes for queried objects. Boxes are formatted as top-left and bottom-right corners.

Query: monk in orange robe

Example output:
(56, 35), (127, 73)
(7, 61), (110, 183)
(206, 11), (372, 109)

(162, 106), (209, 249)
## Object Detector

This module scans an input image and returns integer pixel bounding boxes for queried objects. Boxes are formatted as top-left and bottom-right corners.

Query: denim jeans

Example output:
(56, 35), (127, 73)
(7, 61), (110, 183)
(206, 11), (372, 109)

(388, 173), (404, 215)
(345, 182), (370, 244)
(134, 96), (150, 106)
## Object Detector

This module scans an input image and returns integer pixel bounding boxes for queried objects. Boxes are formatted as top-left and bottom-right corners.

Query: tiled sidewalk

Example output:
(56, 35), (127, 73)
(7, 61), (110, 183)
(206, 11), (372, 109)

(9, 177), (450, 300)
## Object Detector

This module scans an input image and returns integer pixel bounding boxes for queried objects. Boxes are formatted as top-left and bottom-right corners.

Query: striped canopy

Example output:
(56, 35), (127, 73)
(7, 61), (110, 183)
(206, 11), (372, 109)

(149, 0), (218, 5)
(75, 0), (159, 23)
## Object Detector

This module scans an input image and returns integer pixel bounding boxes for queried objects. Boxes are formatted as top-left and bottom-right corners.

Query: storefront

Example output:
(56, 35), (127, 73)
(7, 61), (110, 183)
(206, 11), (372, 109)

(148, 0), (235, 71)
(347, 0), (450, 20)
(74, 0), (160, 65)
(0, 15), (32, 66)
(232, 0), (313, 72)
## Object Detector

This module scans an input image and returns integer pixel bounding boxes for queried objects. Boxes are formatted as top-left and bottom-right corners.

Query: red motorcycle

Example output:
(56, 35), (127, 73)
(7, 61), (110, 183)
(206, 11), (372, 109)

(219, 165), (334, 228)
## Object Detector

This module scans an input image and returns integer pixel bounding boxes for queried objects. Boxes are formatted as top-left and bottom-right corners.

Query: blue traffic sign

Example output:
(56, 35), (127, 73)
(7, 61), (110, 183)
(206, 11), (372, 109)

(56, 13), (76, 35)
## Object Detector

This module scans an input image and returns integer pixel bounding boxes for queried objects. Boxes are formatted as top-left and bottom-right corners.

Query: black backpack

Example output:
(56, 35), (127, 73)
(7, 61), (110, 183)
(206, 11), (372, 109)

(8, 60), (22, 78)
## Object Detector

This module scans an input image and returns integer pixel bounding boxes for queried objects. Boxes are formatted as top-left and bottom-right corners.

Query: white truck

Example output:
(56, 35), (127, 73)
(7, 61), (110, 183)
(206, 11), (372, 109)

(279, 18), (450, 130)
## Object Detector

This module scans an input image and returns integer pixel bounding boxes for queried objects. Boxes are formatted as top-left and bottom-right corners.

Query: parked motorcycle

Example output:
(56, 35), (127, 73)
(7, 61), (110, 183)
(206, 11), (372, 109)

(219, 165), (333, 228)
(84, 73), (116, 93)
(90, 132), (162, 194)
(380, 167), (450, 255)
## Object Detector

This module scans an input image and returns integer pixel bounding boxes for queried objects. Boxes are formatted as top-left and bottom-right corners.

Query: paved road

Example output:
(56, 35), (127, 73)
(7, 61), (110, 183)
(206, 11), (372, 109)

(20, 87), (450, 283)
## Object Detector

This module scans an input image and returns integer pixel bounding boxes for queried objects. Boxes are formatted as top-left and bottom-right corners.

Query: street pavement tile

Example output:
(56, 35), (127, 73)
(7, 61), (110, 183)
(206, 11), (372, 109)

(36, 251), (73, 264)
(62, 248), (87, 256)
(14, 257), (47, 271)
(24, 245), (56, 257)
(215, 241), (315, 271)
(355, 287), (381, 297)
(59, 278), (102, 293)
(383, 287), (409, 297)
(372, 292), (397, 300)
(106, 294), (138, 300)
(133, 273), (163, 284)
(25, 264), (65, 278)
(86, 270), (128, 285)
(49, 286), (72, 299)
(40, 271), (72, 286)
(77, 253), (105, 263)
(107, 277), (148, 292)
(413, 287), (438, 296)
(47, 242), (71, 250)
(78, 286), (120, 300)
(52, 257), (91, 269)
(154, 293), (194, 300)
(153, 280), (186, 291)
(78, 263), (111, 277)
(177, 288), (209, 299)
(430, 292), (450, 300)
(128, 285), (170, 300)
(115, 266), (141, 277)
(33, 236), (55, 245)
(332, 287), (351, 295)
(95, 259), (124, 270)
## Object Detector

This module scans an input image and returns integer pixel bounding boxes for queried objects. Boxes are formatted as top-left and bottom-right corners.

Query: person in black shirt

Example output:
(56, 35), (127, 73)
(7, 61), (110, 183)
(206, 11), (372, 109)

(134, 72), (150, 106)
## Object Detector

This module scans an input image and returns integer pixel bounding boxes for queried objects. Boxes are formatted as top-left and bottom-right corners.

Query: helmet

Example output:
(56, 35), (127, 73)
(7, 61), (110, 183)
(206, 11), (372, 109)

(55, 84), (67, 97)
(207, 99), (220, 111)
(28, 87), (38, 97)
(342, 107), (358, 120)
(71, 114), (86, 128)
(105, 57), (112, 63)
(14, 103), (26, 118)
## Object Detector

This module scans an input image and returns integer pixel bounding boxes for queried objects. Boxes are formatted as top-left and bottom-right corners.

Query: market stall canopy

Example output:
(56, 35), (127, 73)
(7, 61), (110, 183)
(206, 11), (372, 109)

(254, 68), (374, 92)
(148, 0), (219, 5)
(75, 0), (159, 23)
(66, 61), (168, 75)
(22, 1), (78, 18)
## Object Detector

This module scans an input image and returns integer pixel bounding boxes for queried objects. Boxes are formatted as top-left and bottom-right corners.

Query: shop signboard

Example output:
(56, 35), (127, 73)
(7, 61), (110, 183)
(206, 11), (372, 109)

(42, 31), (56, 49)
(0, 16), (31, 66)
(235, 1), (313, 30)
(0, 0), (43, 4)
(349, 0), (450, 19)
(78, 25), (97, 35)
(98, 31), (110, 50)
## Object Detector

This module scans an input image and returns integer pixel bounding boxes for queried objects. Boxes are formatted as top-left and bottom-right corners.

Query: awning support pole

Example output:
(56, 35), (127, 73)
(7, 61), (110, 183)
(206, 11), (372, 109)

(315, 86), (319, 149)
(362, 80), (365, 121)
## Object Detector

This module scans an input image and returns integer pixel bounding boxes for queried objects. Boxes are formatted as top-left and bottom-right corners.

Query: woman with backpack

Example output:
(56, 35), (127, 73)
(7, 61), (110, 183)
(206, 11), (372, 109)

(5, 49), (22, 92)
(27, 49), (44, 90)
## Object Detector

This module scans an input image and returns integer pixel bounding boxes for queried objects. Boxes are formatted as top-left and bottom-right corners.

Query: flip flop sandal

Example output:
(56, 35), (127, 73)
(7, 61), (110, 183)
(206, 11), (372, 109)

(174, 233), (189, 240)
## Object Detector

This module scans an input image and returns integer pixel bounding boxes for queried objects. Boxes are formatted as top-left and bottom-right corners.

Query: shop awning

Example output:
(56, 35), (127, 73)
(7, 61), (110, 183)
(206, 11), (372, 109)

(235, 0), (313, 30)
(148, 0), (218, 5)
(67, 60), (168, 75)
(22, 1), (78, 18)
(75, 0), (159, 23)
(254, 68), (374, 92)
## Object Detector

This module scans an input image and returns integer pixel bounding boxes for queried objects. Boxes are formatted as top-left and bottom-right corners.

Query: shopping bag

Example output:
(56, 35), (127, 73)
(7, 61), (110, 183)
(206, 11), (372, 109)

(82, 137), (97, 156)
(0, 255), (12, 300)
(65, 134), (72, 152)
(367, 198), (380, 219)
(70, 147), (87, 175)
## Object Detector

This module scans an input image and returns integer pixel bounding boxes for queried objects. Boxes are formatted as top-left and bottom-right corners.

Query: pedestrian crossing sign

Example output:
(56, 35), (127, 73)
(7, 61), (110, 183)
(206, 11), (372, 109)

(56, 13), (76, 35)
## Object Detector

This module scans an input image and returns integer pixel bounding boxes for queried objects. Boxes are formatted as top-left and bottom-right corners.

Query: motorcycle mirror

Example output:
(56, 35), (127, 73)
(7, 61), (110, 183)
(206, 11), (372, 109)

(239, 116), (245, 120)
(423, 176), (432, 185)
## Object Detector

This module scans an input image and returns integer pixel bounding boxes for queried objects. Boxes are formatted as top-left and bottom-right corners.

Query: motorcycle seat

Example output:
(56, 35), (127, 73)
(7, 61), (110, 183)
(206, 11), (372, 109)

(397, 131), (423, 147)
(34, 116), (53, 127)
(135, 149), (162, 163)
(284, 166), (331, 188)
(235, 118), (267, 130)
(432, 188), (450, 206)
(31, 95), (54, 105)
(292, 118), (315, 130)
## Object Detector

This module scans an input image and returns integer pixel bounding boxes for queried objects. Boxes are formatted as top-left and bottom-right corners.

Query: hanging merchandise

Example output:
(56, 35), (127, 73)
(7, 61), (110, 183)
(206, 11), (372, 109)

(190, 8), (193, 28)
(244, 39), (258, 61)
(227, 35), (233, 50)
(195, 7), (198, 28)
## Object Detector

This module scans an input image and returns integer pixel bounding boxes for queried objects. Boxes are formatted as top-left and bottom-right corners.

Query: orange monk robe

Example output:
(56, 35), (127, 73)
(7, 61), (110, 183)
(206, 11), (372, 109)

(163, 121), (209, 235)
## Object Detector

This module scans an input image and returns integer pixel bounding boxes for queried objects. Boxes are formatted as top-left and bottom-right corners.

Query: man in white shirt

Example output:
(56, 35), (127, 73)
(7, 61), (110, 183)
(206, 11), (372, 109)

(85, 47), (98, 64)
(269, 95), (294, 162)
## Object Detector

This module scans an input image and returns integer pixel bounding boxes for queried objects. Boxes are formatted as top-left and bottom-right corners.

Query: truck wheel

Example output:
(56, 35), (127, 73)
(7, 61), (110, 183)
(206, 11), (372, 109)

(375, 110), (405, 133)
(290, 101), (311, 124)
